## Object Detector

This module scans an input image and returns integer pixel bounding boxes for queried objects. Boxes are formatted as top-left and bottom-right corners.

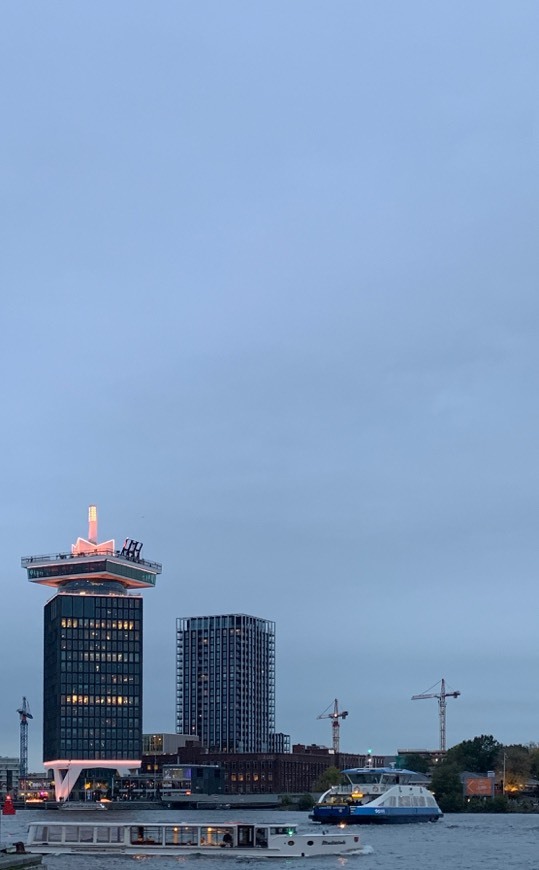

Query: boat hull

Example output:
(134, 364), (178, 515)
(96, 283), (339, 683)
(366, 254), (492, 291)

(28, 844), (363, 857)
(311, 806), (441, 824)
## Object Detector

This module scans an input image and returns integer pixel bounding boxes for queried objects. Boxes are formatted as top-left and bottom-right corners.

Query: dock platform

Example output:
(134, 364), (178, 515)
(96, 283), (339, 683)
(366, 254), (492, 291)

(0, 854), (42, 869)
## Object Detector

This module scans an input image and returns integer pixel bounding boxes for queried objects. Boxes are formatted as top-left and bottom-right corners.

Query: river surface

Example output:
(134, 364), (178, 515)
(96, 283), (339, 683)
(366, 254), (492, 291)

(1, 808), (537, 869)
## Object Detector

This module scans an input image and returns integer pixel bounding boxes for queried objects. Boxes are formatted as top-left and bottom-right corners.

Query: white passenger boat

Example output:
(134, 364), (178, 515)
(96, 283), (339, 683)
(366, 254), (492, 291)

(26, 821), (362, 858)
(310, 767), (443, 824)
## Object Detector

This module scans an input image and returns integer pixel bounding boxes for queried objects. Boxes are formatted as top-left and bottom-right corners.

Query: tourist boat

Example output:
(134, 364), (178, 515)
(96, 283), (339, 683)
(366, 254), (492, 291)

(310, 767), (443, 824)
(26, 820), (362, 857)
(57, 800), (108, 811)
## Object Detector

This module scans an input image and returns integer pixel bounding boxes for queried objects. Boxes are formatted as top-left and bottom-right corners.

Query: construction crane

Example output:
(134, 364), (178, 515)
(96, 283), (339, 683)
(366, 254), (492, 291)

(317, 699), (348, 754)
(17, 697), (33, 780)
(411, 678), (460, 753)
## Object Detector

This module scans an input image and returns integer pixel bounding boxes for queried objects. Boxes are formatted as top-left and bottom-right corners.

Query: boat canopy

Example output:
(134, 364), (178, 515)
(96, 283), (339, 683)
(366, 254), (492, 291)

(342, 768), (419, 776)
(342, 767), (424, 785)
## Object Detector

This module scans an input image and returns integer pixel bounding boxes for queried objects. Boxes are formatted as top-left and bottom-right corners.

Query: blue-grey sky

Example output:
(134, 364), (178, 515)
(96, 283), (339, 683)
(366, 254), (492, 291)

(1, 1), (537, 771)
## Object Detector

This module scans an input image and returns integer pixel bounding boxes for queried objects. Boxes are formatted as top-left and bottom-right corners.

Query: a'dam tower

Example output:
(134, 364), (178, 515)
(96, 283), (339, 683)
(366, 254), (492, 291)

(22, 506), (161, 801)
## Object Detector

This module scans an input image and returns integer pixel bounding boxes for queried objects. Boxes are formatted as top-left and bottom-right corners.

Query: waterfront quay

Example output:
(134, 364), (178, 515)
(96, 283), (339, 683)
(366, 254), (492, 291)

(0, 857), (42, 870)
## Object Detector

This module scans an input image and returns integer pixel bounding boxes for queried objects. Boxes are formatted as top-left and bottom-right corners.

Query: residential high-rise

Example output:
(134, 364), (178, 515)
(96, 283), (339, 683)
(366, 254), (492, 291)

(22, 506), (161, 801)
(176, 614), (275, 753)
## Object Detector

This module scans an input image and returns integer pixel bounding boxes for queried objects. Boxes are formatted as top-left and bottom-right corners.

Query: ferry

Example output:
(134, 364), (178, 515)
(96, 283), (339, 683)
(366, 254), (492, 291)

(26, 820), (362, 858)
(310, 767), (443, 824)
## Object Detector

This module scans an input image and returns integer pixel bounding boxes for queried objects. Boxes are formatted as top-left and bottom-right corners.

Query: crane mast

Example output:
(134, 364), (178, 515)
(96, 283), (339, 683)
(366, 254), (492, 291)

(17, 696), (33, 781)
(317, 698), (349, 754)
(411, 678), (460, 752)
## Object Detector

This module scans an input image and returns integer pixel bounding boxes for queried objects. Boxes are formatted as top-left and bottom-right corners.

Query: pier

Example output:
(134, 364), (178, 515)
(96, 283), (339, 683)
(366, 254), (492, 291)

(0, 851), (42, 869)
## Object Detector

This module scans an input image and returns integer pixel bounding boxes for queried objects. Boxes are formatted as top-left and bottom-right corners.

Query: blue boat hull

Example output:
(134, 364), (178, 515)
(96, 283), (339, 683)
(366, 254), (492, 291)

(310, 806), (441, 825)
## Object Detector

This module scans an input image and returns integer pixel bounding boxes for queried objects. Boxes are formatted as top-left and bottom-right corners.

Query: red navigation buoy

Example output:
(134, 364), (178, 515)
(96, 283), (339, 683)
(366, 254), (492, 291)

(2, 794), (16, 815)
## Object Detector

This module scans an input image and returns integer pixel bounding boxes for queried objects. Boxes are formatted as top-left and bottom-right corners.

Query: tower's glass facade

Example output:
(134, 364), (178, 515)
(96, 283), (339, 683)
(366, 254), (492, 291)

(44, 591), (142, 761)
(176, 613), (275, 753)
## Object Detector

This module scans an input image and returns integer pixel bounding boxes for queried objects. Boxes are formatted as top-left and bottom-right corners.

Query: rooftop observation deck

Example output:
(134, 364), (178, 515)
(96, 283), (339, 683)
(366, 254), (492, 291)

(21, 549), (162, 590)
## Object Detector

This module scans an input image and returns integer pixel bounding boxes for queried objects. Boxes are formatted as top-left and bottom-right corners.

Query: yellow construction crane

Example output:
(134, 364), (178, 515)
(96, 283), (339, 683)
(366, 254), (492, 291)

(317, 699), (348, 754)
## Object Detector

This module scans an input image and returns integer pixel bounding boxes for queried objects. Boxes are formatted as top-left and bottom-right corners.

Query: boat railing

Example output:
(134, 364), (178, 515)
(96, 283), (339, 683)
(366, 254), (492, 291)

(343, 782), (384, 792)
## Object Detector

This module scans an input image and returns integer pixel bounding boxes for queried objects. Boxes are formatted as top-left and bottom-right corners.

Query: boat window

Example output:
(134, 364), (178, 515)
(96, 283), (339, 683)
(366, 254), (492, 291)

(270, 826), (296, 836)
(79, 827), (94, 843)
(31, 826), (47, 843)
(348, 774), (379, 785)
(382, 773), (409, 785)
(130, 826), (161, 845)
(199, 826), (226, 847)
(96, 826), (122, 843)
(219, 828), (234, 848)
(255, 828), (268, 848)
(427, 796), (437, 807)
(164, 826), (197, 846)
(237, 826), (254, 847)
(48, 828), (62, 843)
(65, 827), (79, 842)
(399, 796), (411, 807)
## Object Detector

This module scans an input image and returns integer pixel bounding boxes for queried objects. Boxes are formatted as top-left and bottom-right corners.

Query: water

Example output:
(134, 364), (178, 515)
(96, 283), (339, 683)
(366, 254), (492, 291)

(1, 808), (537, 869)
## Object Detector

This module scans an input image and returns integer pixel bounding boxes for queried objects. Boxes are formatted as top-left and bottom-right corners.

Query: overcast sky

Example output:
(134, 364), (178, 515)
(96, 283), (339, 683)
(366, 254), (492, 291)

(1, 1), (537, 771)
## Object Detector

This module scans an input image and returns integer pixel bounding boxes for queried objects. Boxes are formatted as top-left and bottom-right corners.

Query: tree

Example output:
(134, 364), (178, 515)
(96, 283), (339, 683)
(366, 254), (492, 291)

(398, 754), (430, 774)
(446, 735), (501, 773)
(313, 766), (343, 793)
(297, 793), (314, 811)
(498, 745), (531, 793)
(527, 743), (539, 780)
(466, 795), (508, 813)
(429, 762), (464, 813)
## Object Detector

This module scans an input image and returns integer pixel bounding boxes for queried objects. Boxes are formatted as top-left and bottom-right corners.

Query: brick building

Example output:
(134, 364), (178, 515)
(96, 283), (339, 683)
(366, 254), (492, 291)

(141, 746), (385, 795)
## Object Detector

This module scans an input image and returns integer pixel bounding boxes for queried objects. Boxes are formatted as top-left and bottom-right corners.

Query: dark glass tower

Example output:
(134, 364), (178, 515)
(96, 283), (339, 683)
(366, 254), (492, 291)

(22, 506), (161, 801)
(175, 613), (275, 752)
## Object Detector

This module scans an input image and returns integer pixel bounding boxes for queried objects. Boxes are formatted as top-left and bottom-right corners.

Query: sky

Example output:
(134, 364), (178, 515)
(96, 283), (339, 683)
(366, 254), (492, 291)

(0, 1), (537, 772)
